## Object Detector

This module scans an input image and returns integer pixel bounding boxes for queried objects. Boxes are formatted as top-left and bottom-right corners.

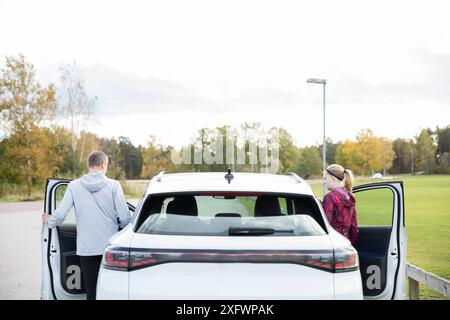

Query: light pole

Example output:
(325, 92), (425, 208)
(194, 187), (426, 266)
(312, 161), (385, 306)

(306, 78), (327, 198)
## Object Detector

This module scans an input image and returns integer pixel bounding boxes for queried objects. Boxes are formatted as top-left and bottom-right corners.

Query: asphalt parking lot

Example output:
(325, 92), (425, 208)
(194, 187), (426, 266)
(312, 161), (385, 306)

(0, 201), (43, 299)
(0, 199), (138, 300)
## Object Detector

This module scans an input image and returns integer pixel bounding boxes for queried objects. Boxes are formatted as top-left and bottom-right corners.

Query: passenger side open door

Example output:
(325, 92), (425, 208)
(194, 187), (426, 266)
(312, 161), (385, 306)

(41, 178), (135, 300)
(353, 181), (406, 300)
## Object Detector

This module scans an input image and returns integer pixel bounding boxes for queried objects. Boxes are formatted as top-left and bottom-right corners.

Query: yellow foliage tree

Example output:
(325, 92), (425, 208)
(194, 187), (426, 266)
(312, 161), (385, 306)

(2, 126), (62, 197)
(141, 136), (171, 178)
(335, 140), (364, 175)
(336, 129), (395, 176)
(0, 54), (58, 197)
(77, 130), (100, 164)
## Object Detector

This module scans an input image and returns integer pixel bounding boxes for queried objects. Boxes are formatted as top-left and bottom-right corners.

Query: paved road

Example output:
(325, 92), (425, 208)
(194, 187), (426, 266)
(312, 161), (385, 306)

(0, 201), (43, 299)
(0, 199), (138, 300)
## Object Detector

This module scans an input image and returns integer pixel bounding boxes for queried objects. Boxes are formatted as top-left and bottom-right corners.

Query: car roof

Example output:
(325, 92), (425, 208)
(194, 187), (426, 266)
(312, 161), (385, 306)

(145, 172), (316, 196)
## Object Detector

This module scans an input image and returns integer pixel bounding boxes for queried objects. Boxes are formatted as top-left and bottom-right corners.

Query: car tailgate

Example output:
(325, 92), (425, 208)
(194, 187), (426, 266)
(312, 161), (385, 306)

(128, 234), (335, 299)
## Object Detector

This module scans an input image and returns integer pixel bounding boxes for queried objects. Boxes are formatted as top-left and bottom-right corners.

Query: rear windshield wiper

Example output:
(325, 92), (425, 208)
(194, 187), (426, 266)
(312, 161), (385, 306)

(228, 227), (294, 236)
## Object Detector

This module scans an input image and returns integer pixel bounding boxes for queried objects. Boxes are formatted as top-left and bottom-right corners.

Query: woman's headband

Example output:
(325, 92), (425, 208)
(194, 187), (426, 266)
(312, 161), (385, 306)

(326, 168), (345, 181)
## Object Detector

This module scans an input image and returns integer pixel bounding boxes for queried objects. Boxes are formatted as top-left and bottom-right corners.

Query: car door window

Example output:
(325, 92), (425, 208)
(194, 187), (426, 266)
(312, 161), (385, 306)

(55, 184), (76, 225)
(354, 187), (394, 226)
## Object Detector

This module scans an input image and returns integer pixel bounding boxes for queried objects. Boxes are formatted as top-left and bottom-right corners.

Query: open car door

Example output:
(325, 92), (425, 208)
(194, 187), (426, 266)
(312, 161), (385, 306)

(353, 181), (406, 300)
(41, 178), (135, 300)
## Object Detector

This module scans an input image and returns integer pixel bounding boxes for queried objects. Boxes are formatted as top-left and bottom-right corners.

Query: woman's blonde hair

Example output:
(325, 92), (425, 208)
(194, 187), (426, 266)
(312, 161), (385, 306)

(327, 163), (354, 195)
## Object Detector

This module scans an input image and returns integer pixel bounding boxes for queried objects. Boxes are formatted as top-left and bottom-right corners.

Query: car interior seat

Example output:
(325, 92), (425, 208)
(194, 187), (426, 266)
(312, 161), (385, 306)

(166, 196), (198, 216)
(254, 195), (283, 217)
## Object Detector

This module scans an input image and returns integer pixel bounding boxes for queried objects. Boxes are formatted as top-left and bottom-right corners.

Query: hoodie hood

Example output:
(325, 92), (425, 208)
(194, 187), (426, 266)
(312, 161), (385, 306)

(331, 186), (355, 208)
(80, 171), (108, 192)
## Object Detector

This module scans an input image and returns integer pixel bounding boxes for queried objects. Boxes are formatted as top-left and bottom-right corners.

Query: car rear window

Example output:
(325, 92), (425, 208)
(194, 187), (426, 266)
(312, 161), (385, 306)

(135, 192), (327, 236)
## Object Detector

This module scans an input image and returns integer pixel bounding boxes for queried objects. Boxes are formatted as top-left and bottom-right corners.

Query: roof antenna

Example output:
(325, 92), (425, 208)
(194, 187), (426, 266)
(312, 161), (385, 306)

(224, 168), (234, 184)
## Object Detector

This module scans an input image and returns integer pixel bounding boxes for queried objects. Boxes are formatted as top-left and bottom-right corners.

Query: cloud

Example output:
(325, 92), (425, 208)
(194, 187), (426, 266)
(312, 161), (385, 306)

(83, 65), (193, 115)
(81, 64), (315, 116)
(1, 0), (449, 148)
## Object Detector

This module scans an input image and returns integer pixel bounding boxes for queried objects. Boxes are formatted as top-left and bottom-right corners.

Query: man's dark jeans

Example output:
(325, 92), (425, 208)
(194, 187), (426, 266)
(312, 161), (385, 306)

(80, 255), (103, 300)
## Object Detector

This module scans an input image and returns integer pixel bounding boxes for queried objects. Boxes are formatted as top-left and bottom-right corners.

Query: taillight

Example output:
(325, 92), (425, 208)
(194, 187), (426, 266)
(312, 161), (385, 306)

(304, 252), (334, 271)
(333, 247), (359, 272)
(103, 247), (130, 271)
(129, 250), (337, 272)
(130, 251), (159, 268)
(102, 247), (358, 273)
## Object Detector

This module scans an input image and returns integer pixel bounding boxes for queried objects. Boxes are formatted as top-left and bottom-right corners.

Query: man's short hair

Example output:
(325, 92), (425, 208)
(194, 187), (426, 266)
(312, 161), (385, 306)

(87, 151), (108, 168)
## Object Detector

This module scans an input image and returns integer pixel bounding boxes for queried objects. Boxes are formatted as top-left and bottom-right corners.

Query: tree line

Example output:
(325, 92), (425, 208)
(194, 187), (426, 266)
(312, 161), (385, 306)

(1, 54), (449, 198)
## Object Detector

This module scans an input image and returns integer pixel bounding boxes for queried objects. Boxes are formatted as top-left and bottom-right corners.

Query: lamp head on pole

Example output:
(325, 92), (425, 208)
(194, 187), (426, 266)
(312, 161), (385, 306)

(306, 78), (327, 84)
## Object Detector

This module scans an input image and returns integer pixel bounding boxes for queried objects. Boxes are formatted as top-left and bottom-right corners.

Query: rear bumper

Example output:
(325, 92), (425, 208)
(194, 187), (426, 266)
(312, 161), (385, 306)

(334, 270), (364, 299)
(97, 263), (362, 300)
(96, 267), (129, 300)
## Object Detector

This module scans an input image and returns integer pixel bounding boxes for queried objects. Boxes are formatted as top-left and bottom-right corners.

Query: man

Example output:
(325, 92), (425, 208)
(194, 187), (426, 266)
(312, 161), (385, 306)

(41, 151), (131, 300)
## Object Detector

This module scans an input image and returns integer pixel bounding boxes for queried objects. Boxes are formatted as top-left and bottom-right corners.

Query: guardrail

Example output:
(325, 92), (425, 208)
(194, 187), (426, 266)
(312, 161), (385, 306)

(407, 262), (450, 299)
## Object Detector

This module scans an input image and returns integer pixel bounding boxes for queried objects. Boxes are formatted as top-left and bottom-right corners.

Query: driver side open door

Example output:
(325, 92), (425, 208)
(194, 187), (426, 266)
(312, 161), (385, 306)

(41, 178), (135, 300)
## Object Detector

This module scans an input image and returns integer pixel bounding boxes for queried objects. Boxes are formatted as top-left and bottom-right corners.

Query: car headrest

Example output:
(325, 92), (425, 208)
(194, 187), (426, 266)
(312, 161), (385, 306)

(166, 196), (198, 216)
(254, 195), (282, 217)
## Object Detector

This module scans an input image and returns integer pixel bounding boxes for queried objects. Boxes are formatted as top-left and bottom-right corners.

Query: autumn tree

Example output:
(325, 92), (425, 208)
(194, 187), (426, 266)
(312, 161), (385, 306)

(50, 125), (83, 177)
(392, 138), (414, 174)
(141, 135), (172, 178)
(119, 136), (143, 179)
(0, 54), (57, 197)
(57, 61), (98, 157)
(356, 129), (395, 175)
(269, 127), (300, 174)
(318, 138), (341, 167)
(296, 146), (322, 178)
(0, 54), (56, 131)
(238, 122), (265, 173)
(76, 130), (100, 168)
(415, 129), (437, 174)
(0, 140), (9, 196)
(355, 129), (377, 174)
(335, 140), (364, 175)
(335, 129), (395, 175)
(377, 137), (395, 175)
(192, 126), (230, 172)
(435, 125), (450, 170)
(100, 137), (125, 180)
(1, 126), (62, 197)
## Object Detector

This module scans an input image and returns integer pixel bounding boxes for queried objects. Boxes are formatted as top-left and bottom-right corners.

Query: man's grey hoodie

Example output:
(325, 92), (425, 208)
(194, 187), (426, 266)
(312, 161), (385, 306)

(47, 171), (131, 256)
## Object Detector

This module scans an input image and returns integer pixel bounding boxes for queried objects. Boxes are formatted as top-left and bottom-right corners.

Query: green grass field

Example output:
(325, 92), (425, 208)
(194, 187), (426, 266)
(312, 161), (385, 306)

(308, 174), (450, 300)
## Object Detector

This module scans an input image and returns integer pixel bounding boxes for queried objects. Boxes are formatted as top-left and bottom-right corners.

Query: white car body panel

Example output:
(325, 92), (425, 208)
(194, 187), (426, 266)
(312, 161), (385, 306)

(129, 263), (336, 300)
(145, 172), (314, 196)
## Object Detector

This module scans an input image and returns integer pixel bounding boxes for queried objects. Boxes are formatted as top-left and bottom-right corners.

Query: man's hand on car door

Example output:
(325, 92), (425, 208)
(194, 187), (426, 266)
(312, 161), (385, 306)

(41, 212), (49, 224)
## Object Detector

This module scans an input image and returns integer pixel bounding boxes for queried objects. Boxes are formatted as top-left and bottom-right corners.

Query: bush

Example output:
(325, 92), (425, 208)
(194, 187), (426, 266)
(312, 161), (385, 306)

(432, 165), (450, 174)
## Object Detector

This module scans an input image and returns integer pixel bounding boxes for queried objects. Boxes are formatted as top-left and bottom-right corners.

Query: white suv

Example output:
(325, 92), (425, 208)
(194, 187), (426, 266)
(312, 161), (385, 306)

(41, 171), (406, 300)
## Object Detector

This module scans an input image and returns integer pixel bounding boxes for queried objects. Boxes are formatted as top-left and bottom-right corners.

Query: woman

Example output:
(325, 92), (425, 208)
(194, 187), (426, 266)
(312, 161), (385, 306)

(322, 164), (359, 245)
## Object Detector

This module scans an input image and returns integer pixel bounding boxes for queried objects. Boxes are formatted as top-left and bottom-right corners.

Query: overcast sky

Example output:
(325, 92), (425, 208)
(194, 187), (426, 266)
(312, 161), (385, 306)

(1, 0), (449, 148)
